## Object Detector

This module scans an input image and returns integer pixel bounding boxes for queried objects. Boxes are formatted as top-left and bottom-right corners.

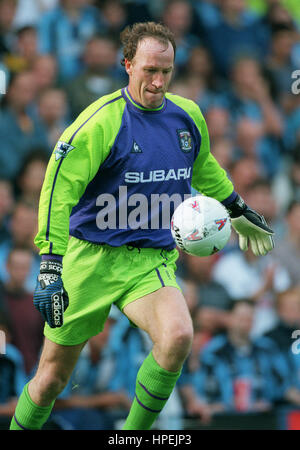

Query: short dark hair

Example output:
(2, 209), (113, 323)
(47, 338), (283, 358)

(120, 21), (176, 66)
(16, 25), (36, 38)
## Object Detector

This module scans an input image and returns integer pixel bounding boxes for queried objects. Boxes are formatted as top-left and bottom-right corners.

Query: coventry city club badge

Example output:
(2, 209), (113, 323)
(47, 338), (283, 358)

(177, 129), (192, 153)
(55, 141), (75, 161)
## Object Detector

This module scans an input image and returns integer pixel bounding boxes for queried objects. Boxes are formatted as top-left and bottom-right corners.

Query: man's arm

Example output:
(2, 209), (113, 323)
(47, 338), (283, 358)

(35, 126), (105, 257)
(33, 121), (105, 327)
(33, 92), (124, 327)
(35, 91), (124, 257)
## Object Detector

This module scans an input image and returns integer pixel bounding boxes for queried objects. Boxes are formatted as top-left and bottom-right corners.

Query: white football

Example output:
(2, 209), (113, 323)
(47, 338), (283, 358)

(171, 195), (231, 257)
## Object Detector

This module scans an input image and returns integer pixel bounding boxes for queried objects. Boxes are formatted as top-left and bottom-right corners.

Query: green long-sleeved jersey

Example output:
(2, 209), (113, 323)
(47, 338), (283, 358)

(35, 87), (234, 256)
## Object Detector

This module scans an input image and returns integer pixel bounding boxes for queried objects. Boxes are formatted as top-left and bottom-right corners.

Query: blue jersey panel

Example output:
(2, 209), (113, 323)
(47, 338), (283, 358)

(69, 88), (202, 249)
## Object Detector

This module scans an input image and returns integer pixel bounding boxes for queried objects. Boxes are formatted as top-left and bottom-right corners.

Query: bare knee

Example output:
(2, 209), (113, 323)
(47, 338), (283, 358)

(154, 320), (194, 370)
(30, 365), (70, 406)
(167, 322), (193, 358)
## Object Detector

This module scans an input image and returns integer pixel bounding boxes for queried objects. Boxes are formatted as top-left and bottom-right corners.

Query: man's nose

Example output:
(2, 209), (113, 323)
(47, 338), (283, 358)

(152, 73), (164, 90)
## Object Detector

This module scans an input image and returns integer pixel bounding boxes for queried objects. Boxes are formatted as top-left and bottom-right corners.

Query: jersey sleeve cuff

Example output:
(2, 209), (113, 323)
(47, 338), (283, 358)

(220, 190), (238, 206)
(41, 254), (63, 263)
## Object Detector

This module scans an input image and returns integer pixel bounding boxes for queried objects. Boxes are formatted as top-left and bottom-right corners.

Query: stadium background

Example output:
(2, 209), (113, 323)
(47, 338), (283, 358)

(0, 0), (300, 430)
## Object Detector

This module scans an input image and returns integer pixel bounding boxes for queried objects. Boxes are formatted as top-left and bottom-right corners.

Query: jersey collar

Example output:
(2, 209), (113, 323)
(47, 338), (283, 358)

(122, 87), (167, 113)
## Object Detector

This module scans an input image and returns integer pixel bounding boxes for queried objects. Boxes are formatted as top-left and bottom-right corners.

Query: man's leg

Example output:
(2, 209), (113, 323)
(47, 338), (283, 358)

(122, 286), (193, 430)
(10, 337), (85, 430)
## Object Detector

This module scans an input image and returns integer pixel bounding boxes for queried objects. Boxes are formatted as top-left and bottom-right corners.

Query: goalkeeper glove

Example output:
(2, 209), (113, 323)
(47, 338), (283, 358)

(225, 194), (274, 256)
(34, 259), (69, 328)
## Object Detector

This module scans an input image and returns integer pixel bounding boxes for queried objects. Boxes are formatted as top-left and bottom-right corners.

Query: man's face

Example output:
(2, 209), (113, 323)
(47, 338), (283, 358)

(125, 37), (174, 109)
(6, 250), (32, 288)
(278, 292), (300, 326)
(229, 303), (254, 338)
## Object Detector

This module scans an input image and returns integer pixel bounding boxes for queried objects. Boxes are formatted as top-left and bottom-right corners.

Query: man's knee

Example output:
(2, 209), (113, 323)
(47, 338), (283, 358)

(159, 320), (194, 361)
(30, 366), (69, 404)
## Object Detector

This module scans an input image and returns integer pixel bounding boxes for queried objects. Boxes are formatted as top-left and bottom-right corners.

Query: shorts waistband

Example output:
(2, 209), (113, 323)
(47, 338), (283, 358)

(70, 236), (174, 256)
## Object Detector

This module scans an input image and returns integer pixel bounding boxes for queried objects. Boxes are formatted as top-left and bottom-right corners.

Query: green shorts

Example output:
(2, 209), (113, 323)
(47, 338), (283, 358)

(44, 237), (181, 346)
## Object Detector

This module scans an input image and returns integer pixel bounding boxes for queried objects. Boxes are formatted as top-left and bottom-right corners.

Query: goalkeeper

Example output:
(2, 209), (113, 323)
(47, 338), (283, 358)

(10, 22), (274, 431)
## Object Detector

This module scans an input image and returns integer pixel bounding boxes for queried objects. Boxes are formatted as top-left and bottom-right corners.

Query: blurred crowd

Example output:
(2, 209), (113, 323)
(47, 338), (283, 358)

(0, 0), (300, 430)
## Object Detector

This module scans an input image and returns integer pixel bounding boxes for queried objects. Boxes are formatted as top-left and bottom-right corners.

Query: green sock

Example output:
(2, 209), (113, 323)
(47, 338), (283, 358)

(10, 383), (55, 430)
(123, 352), (181, 430)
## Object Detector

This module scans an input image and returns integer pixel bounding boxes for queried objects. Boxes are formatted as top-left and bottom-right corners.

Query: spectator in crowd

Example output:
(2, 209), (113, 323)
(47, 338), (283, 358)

(283, 92), (300, 153)
(0, 71), (50, 180)
(264, 287), (300, 406)
(193, 0), (222, 32)
(169, 74), (206, 106)
(205, 106), (232, 142)
(3, 25), (39, 75)
(119, 0), (153, 27)
(31, 54), (58, 95)
(161, 0), (200, 72)
(51, 314), (131, 430)
(179, 300), (287, 423)
(211, 137), (235, 173)
(64, 36), (120, 120)
(229, 55), (283, 130)
(246, 0), (300, 28)
(229, 156), (261, 201)
(15, 150), (49, 206)
(264, 23), (298, 109)
(272, 200), (300, 287)
(15, 25), (38, 66)
(96, 0), (139, 85)
(234, 117), (264, 158)
(233, 117), (281, 180)
(184, 253), (232, 321)
(181, 253), (233, 368)
(212, 243), (291, 336)
(0, 247), (43, 375)
(38, 0), (102, 81)
(272, 147), (300, 214)
(203, 0), (267, 77)
(188, 280), (233, 373)
(0, 179), (14, 245)
(0, 0), (18, 55)
(228, 56), (283, 177)
(183, 45), (222, 112)
(184, 252), (219, 286)
(257, 2), (300, 87)
(246, 178), (279, 233)
(37, 88), (69, 148)
(13, 0), (58, 28)
(0, 310), (27, 430)
(261, 1), (298, 32)
(213, 171), (291, 334)
(0, 200), (39, 292)
(99, 0), (129, 42)
(184, 45), (215, 86)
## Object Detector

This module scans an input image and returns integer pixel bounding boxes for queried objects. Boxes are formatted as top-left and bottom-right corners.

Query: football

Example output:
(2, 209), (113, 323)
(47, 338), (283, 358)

(171, 195), (231, 257)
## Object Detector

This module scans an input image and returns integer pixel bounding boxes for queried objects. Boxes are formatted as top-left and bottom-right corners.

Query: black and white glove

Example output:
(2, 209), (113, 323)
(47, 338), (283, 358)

(225, 194), (274, 256)
(34, 260), (69, 328)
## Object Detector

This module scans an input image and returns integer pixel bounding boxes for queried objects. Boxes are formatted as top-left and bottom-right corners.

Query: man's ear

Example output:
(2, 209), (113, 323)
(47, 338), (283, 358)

(124, 58), (132, 76)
